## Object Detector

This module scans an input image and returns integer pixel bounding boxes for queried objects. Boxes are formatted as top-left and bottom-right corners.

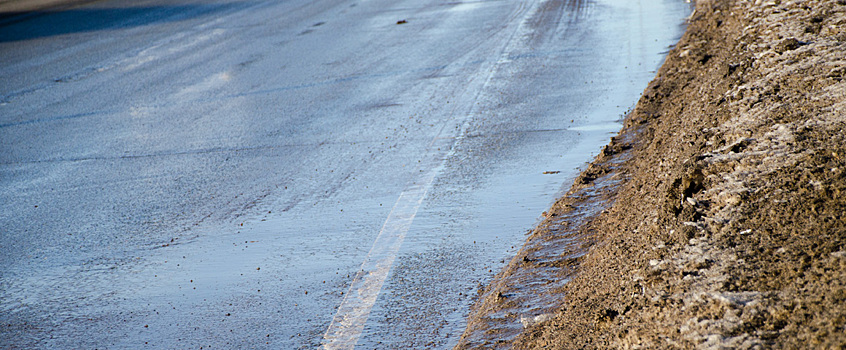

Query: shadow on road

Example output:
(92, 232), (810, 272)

(0, 3), (236, 42)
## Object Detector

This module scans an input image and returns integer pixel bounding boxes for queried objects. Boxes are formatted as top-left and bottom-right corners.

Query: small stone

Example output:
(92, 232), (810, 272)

(775, 38), (805, 53)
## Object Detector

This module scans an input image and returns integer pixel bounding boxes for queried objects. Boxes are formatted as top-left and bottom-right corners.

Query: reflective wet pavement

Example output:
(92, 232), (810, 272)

(1, 0), (690, 347)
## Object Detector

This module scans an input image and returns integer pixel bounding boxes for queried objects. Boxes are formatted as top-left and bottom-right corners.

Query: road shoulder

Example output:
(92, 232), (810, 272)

(458, 0), (846, 348)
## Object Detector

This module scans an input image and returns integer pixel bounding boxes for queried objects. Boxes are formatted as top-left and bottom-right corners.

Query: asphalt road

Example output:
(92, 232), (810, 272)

(0, 0), (690, 348)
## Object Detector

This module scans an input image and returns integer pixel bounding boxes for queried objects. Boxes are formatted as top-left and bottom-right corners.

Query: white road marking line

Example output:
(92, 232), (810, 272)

(322, 170), (437, 350)
(322, 122), (458, 349)
(322, 0), (544, 347)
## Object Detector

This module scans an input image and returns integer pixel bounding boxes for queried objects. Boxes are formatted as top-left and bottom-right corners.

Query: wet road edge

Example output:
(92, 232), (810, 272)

(457, 0), (846, 348)
(455, 129), (638, 348)
(452, 2), (696, 348)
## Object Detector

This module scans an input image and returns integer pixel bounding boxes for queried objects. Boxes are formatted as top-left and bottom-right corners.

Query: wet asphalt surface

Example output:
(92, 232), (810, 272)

(1, 0), (690, 348)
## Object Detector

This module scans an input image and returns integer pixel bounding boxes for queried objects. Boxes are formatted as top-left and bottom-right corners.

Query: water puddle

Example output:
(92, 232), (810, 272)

(569, 121), (622, 132)
(456, 131), (634, 347)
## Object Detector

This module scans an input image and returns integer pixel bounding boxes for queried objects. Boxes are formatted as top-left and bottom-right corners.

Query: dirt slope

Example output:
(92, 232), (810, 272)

(457, 0), (846, 348)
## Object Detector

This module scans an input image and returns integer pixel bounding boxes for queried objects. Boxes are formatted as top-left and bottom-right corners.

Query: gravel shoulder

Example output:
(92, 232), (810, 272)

(457, 0), (846, 348)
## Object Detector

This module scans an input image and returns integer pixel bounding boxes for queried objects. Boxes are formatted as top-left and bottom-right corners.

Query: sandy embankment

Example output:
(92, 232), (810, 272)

(458, 0), (846, 348)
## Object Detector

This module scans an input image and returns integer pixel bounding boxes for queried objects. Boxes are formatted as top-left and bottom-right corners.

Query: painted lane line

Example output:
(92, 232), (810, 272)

(322, 119), (458, 349)
(321, 102), (473, 349)
(322, 0), (544, 347)
(322, 173), (436, 350)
